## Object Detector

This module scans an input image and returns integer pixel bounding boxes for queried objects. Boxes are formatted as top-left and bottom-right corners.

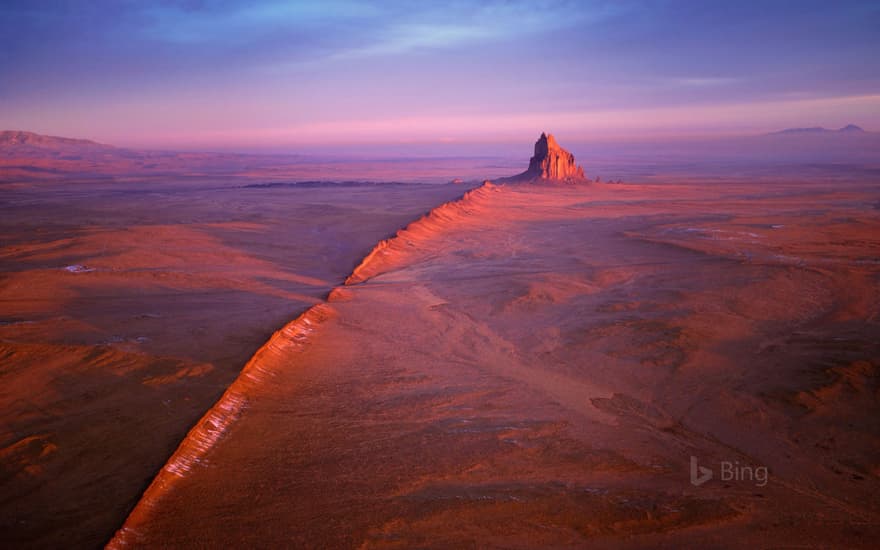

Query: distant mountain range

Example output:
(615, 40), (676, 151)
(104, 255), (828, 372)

(768, 124), (865, 136)
(0, 130), (112, 149)
(0, 129), (266, 183)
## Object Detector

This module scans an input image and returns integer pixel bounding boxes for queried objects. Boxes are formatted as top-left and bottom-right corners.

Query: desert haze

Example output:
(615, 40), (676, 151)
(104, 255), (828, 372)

(1, 128), (879, 549)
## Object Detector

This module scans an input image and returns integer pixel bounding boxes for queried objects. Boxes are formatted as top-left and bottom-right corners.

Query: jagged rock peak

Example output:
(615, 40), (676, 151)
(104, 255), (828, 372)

(518, 132), (586, 182)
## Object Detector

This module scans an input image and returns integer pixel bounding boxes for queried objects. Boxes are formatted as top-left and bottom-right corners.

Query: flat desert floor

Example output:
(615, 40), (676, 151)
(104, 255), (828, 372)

(2, 169), (879, 548)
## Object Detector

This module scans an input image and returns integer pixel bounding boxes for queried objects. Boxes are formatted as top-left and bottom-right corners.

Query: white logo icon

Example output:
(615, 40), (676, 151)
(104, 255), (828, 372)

(690, 456), (713, 486)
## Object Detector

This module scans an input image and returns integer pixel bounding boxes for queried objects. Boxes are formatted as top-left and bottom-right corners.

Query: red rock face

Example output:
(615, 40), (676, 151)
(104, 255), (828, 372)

(522, 132), (585, 181)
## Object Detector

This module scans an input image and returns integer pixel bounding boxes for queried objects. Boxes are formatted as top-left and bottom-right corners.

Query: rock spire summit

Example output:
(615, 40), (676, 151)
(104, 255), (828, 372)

(509, 132), (586, 182)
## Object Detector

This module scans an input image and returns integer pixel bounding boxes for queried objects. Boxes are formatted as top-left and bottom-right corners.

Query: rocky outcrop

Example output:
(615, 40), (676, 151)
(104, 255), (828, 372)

(507, 133), (586, 182)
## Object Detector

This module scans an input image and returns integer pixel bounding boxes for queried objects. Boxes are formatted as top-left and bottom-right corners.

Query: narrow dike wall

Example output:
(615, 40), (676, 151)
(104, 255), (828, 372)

(107, 181), (499, 548)
(345, 182), (498, 284)
(107, 303), (335, 548)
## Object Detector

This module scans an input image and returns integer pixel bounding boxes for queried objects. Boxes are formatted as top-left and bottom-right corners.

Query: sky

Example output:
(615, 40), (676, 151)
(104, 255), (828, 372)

(1, 0), (878, 152)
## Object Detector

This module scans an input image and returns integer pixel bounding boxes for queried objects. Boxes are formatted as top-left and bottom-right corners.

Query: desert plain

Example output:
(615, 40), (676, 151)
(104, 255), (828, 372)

(1, 136), (879, 549)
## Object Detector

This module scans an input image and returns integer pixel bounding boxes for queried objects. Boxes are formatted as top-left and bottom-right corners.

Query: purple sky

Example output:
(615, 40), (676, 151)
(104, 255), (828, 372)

(2, 1), (878, 152)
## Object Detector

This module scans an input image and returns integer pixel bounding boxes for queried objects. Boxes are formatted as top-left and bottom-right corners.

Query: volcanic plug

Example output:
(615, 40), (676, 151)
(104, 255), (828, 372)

(508, 132), (586, 182)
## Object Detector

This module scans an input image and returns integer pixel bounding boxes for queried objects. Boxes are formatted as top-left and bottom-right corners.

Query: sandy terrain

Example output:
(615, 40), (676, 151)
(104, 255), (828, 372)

(107, 177), (880, 548)
(0, 177), (472, 548)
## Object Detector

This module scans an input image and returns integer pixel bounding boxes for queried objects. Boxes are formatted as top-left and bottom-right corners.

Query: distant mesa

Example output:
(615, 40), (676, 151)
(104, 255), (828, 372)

(504, 132), (586, 183)
(0, 130), (109, 148)
(769, 124), (865, 135)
